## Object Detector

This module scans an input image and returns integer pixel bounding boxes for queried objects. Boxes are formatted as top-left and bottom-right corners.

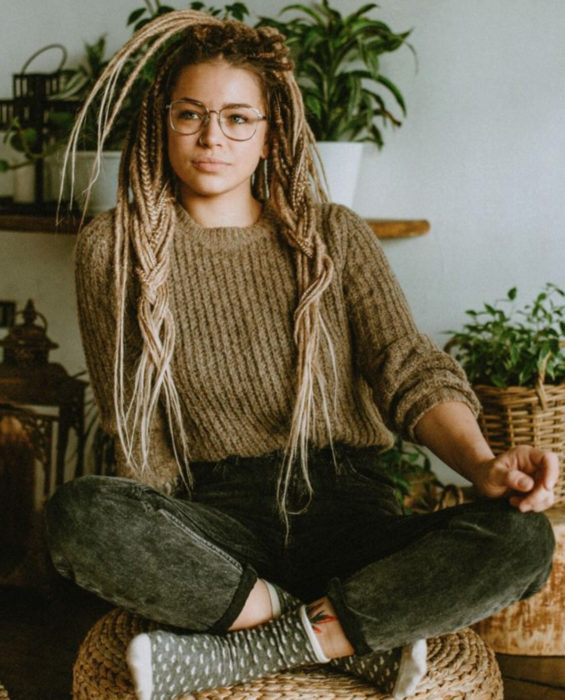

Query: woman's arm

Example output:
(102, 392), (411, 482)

(334, 205), (479, 438)
(414, 400), (559, 512)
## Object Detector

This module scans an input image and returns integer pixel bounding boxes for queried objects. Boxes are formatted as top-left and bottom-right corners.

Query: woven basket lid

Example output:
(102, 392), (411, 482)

(73, 608), (502, 700)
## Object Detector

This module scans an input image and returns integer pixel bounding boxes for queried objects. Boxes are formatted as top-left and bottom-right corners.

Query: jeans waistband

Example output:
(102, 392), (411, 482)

(190, 443), (385, 488)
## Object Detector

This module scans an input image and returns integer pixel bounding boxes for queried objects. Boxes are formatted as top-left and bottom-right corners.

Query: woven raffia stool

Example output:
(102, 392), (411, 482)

(73, 608), (503, 699)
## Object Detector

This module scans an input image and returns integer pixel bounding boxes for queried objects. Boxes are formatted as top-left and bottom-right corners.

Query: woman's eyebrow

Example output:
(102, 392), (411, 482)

(175, 97), (256, 109)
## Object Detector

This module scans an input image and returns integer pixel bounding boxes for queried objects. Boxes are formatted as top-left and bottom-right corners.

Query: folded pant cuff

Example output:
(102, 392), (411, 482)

(327, 577), (372, 656)
(208, 564), (258, 633)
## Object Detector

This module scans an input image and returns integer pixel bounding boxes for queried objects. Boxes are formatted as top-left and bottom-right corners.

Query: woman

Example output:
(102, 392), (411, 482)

(46, 11), (557, 700)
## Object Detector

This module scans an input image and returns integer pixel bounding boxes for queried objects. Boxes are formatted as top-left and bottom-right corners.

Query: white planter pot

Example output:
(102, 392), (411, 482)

(44, 148), (71, 202)
(316, 141), (364, 208)
(74, 150), (121, 215)
(12, 163), (36, 203)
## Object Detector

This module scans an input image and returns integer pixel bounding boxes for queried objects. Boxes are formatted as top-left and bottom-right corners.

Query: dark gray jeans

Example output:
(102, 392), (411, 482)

(45, 445), (555, 655)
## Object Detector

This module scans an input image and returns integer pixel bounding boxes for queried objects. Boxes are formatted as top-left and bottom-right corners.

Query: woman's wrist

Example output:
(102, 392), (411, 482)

(414, 401), (495, 483)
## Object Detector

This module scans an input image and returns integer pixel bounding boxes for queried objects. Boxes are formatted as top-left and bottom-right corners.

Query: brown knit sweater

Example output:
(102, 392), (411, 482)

(75, 202), (478, 489)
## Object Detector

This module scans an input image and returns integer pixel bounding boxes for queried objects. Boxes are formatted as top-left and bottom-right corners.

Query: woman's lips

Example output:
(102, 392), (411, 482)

(192, 159), (230, 173)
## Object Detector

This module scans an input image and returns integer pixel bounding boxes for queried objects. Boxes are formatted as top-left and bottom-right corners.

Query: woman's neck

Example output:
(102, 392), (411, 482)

(180, 189), (262, 229)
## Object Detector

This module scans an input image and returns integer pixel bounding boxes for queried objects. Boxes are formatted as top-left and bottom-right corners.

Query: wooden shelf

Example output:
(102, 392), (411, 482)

(367, 219), (430, 239)
(0, 212), (430, 239)
(0, 212), (81, 234)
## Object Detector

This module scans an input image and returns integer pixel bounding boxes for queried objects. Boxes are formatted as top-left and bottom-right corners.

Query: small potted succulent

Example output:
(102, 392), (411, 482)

(259, 0), (413, 206)
(445, 284), (565, 504)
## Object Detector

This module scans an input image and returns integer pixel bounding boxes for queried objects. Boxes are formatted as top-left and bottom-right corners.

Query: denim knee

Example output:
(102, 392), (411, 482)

(504, 508), (555, 598)
(459, 502), (556, 599)
(45, 475), (115, 577)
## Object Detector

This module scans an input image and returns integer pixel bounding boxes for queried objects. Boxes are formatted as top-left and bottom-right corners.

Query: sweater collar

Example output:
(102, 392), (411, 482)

(173, 201), (279, 251)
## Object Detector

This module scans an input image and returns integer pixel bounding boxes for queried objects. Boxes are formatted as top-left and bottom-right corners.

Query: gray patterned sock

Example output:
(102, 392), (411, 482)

(330, 646), (402, 694)
(267, 585), (426, 698)
(331, 639), (427, 700)
(127, 605), (327, 700)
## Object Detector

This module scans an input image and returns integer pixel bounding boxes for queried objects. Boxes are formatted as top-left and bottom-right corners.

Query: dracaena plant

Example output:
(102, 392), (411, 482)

(446, 284), (565, 389)
(126, 0), (249, 31)
(259, 1), (413, 146)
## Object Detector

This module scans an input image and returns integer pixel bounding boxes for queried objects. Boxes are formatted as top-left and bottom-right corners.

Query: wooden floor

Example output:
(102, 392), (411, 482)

(1, 582), (564, 699)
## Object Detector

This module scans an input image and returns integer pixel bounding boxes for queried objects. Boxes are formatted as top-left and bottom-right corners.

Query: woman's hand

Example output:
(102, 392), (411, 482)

(473, 446), (559, 512)
(414, 402), (560, 513)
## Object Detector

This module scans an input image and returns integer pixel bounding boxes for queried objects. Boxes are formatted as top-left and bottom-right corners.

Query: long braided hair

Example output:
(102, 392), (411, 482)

(67, 10), (336, 517)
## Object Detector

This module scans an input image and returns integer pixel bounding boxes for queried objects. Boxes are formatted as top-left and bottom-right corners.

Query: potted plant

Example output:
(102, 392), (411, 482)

(1, 118), (46, 203)
(0, 43), (75, 206)
(50, 35), (133, 214)
(0, 112), (74, 204)
(445, 284), (565, 504)
(259, 0), (413, 206)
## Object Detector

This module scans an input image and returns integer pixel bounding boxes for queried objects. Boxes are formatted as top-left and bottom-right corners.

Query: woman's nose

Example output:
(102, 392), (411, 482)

(198, 111), (224, 145)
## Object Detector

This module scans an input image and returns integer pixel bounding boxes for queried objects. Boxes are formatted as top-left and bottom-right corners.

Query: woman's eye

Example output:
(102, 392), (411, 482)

(226, 112), (249, 125)
(178, 110), (201, 121)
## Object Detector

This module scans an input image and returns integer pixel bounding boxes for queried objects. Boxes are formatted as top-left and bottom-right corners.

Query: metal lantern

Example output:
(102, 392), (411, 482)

(0, 299), (58, 367)
(0, 299), (86, 495)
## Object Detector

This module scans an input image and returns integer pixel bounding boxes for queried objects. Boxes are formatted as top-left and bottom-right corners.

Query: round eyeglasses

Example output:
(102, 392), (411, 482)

(167, 99), (267, 142)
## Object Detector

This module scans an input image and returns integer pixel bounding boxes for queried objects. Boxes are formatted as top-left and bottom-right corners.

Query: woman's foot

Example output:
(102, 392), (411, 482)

(127, 605), (327, 700)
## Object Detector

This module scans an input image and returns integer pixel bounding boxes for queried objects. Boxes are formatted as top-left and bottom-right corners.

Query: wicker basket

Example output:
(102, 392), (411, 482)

(73, 608), (503, 700)
(474, 381), (565, 505)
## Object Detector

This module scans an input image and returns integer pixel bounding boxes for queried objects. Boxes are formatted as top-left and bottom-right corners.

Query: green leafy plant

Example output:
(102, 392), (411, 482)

(0, 112), (74, 173)
(50, 35), (136, 151)
(127, 0), (249, 31)
(380, 437), (439, 512)
(446, 284), (565, 389)
(259, 1), (413, 146)
(49, 2), (251, 152)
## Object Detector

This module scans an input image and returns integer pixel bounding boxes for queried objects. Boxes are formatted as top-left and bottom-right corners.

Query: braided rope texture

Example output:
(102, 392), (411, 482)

(73, 608), (503, 700)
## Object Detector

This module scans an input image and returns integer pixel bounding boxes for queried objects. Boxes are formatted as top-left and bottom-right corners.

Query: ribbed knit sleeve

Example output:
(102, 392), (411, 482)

(327, 205), (480, 440)
(74, 212), (181, 491)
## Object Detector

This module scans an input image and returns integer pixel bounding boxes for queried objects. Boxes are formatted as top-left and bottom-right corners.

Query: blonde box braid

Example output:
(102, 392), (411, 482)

(66, 11), (337, 516)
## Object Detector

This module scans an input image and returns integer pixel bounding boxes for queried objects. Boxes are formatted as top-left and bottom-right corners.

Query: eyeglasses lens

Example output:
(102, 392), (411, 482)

(169, 102), (261, 141)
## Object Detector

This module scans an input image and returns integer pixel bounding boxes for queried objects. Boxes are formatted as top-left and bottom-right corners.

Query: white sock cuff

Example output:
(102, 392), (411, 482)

(299, 605), (330, 664)
(393, 638), (427, 699)
(126, 633), (154, 700)
(265, 580), (282, 618)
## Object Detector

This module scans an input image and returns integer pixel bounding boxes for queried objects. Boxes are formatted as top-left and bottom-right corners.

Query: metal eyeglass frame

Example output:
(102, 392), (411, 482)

(166, 98), (267, 142)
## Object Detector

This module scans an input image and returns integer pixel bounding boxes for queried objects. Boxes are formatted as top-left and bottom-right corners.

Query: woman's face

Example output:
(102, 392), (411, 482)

(167, 60), (269, 211)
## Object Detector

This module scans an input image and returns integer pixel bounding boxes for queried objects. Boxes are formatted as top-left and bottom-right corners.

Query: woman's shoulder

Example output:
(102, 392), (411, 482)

(76, 208), (115, 248)
(315, 202), (381, 262)
(317, 202), (375, 238)
(74, 208), (116, 277)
